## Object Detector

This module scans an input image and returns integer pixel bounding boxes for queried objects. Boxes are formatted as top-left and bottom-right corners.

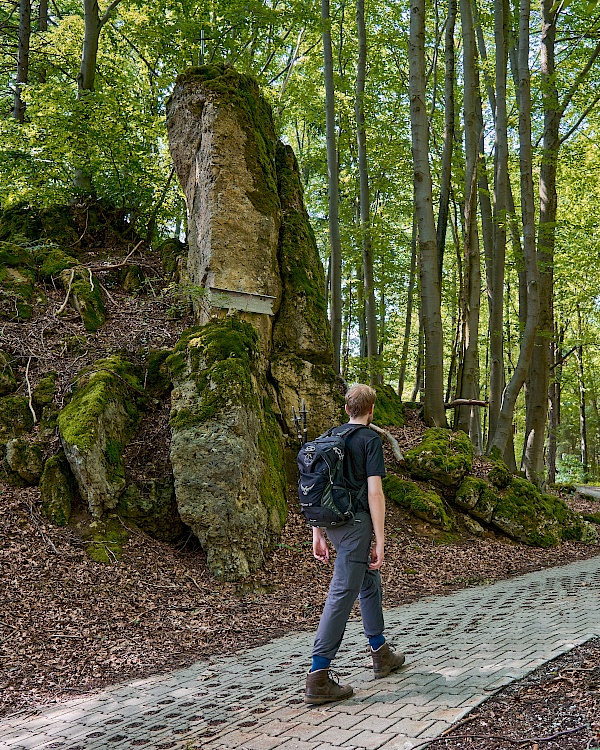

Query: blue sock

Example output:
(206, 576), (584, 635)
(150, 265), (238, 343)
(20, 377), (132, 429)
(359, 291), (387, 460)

(311, 655), (331, 672)
(369, 634), (386, 651)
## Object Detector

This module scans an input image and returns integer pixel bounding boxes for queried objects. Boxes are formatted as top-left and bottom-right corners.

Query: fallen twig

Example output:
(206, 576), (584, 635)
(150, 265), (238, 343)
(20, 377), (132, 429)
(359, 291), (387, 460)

(369, 423), (403, 461)
(55, 268), (75, 316)
(0, 620), (17, 630)
(28, 504), (60, 555)
(24, 356), (37, 425)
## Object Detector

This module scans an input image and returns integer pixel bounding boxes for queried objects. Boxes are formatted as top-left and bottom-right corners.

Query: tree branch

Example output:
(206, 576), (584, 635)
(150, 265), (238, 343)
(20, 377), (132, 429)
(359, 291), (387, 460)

(99, 0), (123, 28)
(369, 424), (403, 461)
(560, 38), (600, 115)
(560, 90), (600, 144)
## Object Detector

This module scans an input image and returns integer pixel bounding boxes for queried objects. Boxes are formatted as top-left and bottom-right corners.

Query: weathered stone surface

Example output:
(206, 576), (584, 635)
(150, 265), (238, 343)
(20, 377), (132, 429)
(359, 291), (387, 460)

(0, 242), (36, 320)
(0, 350), (17, 395)
(58, 355), (144, 517)
(32, 371), (57, 412)
(117, 477), (185, 543)
(455, 476), (497, 523)
(383, 475), (453, 530)
(158, 238), (187, 283)
(168, 318), (286, 581)
(40, 452), (75, 526)
(404, 428), (473, 488)
(5, 438), (43, 484)
(166, 64), (282, 341)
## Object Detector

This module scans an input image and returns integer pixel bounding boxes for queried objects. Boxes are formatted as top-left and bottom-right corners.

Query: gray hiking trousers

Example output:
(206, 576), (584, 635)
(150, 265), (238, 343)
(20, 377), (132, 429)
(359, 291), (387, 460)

(312, 511), (384, 661)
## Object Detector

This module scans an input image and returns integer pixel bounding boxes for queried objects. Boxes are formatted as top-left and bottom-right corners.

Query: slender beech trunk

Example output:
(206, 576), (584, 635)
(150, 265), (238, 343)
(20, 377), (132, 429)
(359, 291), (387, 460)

(12, 0), (31, 122)
(38, 0), (48, 82)
(435, 0), (457, 281)
(411, 310), (424, 402)
(577, 307), (589, 481)
(546, 322), (564, 483)
(355, 0), (379, 384)
(488, 0), (539, 457)
(522, 0), (558, 485)
(322, 0), (342, 373)
(409, 0), (447, 426)
(398, 215), (418, 398)
(456, 0), (481, 442)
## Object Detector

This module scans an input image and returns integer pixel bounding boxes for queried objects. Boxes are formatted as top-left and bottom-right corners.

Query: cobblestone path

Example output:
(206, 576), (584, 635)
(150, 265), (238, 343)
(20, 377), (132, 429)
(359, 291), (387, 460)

(1, 556), (599, 750)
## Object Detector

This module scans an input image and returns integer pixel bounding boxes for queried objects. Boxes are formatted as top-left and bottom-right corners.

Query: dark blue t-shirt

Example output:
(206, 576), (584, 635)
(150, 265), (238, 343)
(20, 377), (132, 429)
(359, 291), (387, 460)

(330, 424), (386, 512)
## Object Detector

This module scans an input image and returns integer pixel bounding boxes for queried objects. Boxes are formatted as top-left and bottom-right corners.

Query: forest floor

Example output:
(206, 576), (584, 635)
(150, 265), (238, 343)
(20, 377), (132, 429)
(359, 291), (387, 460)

(1, 235), (600, 745)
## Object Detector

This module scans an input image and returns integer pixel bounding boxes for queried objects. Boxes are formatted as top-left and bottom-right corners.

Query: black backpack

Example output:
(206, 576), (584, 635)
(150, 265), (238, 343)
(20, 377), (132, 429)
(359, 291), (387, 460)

(297, 424), (368, 528)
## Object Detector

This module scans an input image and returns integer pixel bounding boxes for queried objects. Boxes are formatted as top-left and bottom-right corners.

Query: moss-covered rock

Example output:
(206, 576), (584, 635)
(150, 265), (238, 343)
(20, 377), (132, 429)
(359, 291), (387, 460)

(168, 317), (287, 581)
(59, 267), (105, 332)
(57, 355), (146, 517)
(455, 476), (498, 523)
(117, 478), (185, 543)
(39, 452), (75, 526)
(0, 350), (17, 396)
(0, 395), (34, 447)
(83, 516), (129, 564)
(32, 371), (57, 411)
(373, 384), (405, 427)
(490, 477), (597, 546)
(37, 248), (79, 281)
(0, 241), (36, 320)
(383, 474), (454, 530)
(404, 428), (473, 488)
(5, 438), (43, 484)
(158, 238), (187, 282)
(140, 348), (172, 397)
(0, 204), (79, 246)
(488, 459), (512, 489)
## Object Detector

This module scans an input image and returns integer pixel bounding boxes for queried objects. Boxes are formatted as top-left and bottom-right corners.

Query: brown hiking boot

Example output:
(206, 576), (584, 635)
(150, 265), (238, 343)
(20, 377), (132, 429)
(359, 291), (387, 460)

(371, 642), (406, 679)
(304, 668), (354, 704)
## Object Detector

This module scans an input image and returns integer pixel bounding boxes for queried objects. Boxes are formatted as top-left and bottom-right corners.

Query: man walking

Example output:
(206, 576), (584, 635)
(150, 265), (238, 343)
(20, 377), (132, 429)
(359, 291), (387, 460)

(305, 384), (405, 705)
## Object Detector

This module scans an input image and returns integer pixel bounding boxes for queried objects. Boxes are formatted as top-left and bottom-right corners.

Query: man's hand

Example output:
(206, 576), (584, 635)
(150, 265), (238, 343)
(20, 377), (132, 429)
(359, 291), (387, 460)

(369, 540), (384, 570)
(312, 527), (330, 563)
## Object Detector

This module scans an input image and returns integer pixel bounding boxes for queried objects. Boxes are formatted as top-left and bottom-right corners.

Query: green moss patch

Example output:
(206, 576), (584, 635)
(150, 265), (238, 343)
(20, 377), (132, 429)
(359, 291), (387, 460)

(488, 459), (512, 489)
(373, 384), (405, 427)
(59, 267), (105, 332)
(40, 453), (75, 526)
(0, 395), (34, 447)
(455, 476), (498, 523)
(83, 516), (128, 564)
(0, 241), (36, 320)
(33, 372), (57, 411)
(404, 427), (473, 487)
(158, 238), (187, 281)
(37, 248), (79, 281)
(258, 396), (287, 528)
(383, 475), (454, 530)
(167, 317), (259, 430)
(0, 351), (17, 396)
(58, 354), (144, 454)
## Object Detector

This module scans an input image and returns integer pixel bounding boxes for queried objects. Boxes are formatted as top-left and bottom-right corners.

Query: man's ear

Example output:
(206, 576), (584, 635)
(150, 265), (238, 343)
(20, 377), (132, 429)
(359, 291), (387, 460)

(345, 404), (350, 416)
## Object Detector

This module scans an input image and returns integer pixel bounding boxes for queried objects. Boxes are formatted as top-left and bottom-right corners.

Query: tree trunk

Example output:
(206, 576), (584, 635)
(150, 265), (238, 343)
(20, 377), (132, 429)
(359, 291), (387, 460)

(411, 310), (424, 402)
(488, 0), (539, 458)
(398, 214), (418, 398)
(456, 0), (481, 443)
(521, 0), (559, 485)
(577, 307), (589, 481)
(409, 0), (447, 427)
(355, 0), (379, 385)
(12, 0), (31, 123)
(547, 322), (564, 484)
(435, 0), (456, 282)
(322, 0), (343, 374)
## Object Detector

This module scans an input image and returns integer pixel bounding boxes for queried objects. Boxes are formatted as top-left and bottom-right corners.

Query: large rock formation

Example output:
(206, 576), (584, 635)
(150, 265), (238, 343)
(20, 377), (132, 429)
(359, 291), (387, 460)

(166, 64), (343, 580)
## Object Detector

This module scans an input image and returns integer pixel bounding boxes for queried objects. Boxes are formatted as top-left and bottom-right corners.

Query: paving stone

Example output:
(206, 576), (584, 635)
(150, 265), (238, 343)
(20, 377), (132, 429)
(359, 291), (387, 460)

(1, 558), (599, 750)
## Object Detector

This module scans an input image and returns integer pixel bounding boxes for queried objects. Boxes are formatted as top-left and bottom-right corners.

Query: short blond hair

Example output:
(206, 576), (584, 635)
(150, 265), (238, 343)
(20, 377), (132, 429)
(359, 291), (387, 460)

(345, 384), (376, 418)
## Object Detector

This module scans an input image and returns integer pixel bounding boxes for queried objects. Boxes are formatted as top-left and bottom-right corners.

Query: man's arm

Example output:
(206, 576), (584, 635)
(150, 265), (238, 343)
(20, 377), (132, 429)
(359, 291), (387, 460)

(367, 475), (385, 570)
(312, 526), (330, 562)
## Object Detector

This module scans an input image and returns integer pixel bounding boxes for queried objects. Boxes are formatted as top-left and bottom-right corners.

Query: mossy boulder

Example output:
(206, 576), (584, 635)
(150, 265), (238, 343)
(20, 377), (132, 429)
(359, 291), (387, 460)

(0, 241), (36, 320)
(59, 267), (105, 332)
(383, 475), (454, 530)
(158, 238), (187, 282)
(488, 459), (512, 489)
(140, 348), (172, 397)
(32, 371), (57, 411)
(493, 477), (597, 546)
(5, 438), (43, 484)
(0, 395), (34, 448)
(57, 355), (146, 517)
(117, 478), (185, 543)
(83, 516), (129, 564)
(37, 248), (79, 281)
(404, 428), (473, 487)
(0, 351), (17, 395)
(455, 476), (498, 523)
(168, 317), (287, 581)
(373, 384), (405, 427)
(39, 452), (75, 526)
